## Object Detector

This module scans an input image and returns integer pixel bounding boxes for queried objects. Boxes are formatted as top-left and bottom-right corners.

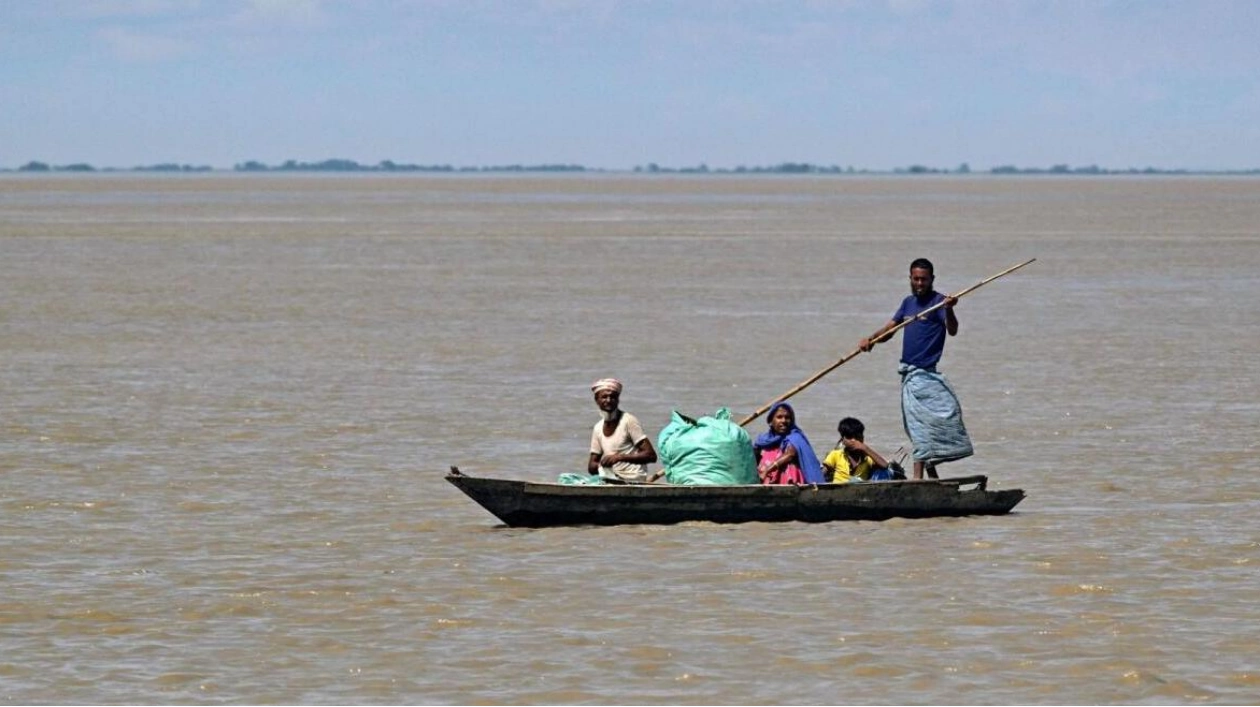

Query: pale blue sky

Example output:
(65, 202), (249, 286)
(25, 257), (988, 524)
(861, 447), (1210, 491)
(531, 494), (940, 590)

(3, 0), (1259, 170)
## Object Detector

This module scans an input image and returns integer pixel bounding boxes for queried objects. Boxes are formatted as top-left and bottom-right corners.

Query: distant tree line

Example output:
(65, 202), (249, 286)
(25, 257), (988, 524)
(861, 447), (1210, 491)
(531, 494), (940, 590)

(14, 161), (97, 172)
(633, 162), (873, 174)
(4, 159), (1259, 175)
(2, 159), (585, 173)
(988, 163), (1208, 175)
(627, 161), (1260, 175)
(232, 159), (588, 172)
(9, 160), (213, 173)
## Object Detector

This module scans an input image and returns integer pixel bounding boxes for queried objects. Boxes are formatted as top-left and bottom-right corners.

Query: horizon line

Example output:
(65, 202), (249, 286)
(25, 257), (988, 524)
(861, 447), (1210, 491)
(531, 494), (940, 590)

(5, 158), (1260, 176)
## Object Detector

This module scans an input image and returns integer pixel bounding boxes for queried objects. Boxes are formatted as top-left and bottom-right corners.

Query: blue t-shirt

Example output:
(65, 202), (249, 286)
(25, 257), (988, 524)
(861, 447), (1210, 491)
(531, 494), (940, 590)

(893, 292), (949, 369)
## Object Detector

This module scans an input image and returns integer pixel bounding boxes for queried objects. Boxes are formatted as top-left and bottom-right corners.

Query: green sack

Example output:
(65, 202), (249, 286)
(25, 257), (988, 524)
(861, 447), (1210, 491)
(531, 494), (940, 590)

(657, 408), (759, 485)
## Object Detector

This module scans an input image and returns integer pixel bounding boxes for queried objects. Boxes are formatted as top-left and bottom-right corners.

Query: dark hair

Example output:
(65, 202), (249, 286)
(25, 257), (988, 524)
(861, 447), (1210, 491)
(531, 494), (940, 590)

(837, 417), (864, 440)
(909, 257), (934, 276)
(768, 401), (795, 425)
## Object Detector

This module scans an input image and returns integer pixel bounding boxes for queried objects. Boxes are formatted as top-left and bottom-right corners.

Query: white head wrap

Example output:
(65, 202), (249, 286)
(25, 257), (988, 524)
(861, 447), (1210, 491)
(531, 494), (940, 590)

(591, 378), (623, 395)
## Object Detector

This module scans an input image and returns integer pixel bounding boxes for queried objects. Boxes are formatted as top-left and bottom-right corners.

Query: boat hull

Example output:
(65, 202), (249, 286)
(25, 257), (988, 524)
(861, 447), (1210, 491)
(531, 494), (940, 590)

(445, 469), (1025, 528)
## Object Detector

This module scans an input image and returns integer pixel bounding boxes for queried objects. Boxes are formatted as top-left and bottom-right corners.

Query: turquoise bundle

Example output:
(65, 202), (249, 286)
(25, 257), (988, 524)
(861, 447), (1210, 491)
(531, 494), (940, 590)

(657, 408), (759, 485)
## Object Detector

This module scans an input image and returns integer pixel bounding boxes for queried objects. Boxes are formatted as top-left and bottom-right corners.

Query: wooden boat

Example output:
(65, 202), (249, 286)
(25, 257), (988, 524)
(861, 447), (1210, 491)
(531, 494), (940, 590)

(446, 466), (1025, 528)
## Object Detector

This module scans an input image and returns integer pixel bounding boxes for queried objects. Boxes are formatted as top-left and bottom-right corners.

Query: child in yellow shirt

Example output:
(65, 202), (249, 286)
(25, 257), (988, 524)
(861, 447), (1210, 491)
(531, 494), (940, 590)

(821, 417), (894, 483)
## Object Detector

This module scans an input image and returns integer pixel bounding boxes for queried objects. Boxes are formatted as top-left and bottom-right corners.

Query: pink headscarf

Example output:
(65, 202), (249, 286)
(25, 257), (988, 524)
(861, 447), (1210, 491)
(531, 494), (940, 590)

(591, 378), (623, 395)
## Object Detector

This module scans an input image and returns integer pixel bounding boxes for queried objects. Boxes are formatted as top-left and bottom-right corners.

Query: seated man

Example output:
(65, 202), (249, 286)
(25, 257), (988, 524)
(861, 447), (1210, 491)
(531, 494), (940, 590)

(588, 378), (657, 482)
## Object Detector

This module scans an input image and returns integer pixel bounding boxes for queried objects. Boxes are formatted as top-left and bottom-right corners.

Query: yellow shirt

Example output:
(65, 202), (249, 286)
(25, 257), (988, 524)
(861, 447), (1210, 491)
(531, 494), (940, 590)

(822, 448), (875, 483)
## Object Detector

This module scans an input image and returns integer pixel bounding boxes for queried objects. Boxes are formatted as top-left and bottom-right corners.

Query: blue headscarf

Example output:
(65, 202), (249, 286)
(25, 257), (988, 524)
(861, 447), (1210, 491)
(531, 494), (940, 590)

(753, 402), (824, 484)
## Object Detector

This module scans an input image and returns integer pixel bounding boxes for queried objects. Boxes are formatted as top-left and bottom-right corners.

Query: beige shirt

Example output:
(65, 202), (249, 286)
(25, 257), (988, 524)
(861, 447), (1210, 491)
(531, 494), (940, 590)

(590, 412), (650, 481)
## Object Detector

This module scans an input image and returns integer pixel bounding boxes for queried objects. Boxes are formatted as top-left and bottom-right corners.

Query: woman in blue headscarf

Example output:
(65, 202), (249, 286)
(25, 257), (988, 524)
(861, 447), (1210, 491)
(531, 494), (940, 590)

(752, 402), (824, 485)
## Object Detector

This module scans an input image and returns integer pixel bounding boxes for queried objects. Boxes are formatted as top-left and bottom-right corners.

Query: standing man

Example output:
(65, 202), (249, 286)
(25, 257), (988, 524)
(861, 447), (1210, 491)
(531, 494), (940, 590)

(588, 378), (657, 482)
(859, 258), (973, 479)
